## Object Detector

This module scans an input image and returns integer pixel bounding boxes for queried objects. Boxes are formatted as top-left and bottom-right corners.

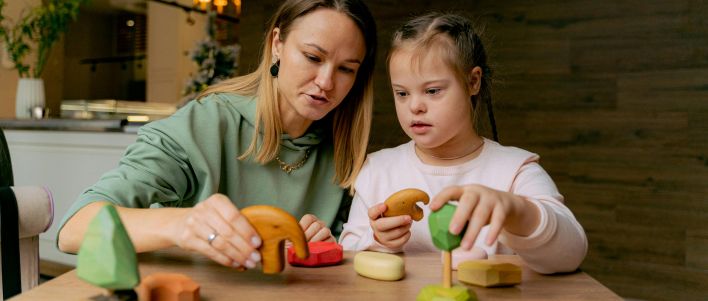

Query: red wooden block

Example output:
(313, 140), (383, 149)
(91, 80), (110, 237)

(288, 241), (343, 267)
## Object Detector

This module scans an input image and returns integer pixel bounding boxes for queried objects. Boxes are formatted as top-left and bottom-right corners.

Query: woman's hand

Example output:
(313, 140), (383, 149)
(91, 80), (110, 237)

(299, 214), (336, 242)
(171, 194), (262, 269)
(429, 184), (540, 250)
(368, 203), (412, 250)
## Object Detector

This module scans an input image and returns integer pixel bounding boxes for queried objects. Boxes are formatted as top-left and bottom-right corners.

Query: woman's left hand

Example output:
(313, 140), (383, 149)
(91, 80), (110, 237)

(299, 214), (336, 242)
(429, 184), (540, 251)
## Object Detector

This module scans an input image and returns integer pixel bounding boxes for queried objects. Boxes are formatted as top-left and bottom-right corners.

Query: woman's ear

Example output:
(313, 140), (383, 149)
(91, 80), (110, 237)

(468, 66), (483, 96)
(271, 28), (283, 60)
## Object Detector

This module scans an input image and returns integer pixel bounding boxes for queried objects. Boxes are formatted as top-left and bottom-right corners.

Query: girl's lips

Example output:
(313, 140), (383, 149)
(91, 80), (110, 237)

(410, 123), (431, 134)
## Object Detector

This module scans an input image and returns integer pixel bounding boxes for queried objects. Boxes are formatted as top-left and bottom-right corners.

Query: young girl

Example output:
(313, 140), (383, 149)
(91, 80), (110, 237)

(339, 13), (587, 274)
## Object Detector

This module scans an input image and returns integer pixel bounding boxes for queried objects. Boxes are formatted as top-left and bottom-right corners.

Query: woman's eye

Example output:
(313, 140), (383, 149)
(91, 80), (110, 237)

(305, 53), (321, 62)
(426, 88), (441, 95)
(339, 66), (355, 74)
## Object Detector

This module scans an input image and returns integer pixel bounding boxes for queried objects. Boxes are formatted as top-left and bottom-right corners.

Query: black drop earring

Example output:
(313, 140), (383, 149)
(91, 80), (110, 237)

(270, 60), (280, 77)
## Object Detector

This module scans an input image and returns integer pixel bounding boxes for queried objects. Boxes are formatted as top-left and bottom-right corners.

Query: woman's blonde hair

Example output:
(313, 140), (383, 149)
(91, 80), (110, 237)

(198, 0), (377, 189)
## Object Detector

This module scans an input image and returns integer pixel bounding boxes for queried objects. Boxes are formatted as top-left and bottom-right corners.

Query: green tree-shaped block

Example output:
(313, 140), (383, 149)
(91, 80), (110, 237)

(77, 204), (140, 290)
(428, 204), (466, 251)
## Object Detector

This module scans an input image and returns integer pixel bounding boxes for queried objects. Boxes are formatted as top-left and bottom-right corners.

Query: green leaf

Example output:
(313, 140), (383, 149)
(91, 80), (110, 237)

(0, 0), (88, 77)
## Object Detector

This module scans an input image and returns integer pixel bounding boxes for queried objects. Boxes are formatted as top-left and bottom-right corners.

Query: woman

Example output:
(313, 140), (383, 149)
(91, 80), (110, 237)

(58, 0), (377, 270)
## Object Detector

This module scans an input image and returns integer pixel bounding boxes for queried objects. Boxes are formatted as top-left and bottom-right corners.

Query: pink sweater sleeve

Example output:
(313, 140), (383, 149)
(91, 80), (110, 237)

(498, 162), (588, 274)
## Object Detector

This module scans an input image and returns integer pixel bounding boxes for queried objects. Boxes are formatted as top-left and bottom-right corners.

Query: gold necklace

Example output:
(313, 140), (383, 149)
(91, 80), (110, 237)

(275, 149), (311, 174)
(416, 139), (485, 160)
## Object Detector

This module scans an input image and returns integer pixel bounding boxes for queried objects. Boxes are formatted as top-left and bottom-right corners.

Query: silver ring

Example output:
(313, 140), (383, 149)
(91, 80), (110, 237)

(207, 232), (218, 245)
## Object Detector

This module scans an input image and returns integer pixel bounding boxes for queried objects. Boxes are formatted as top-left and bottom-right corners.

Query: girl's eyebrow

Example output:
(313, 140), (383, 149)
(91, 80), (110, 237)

(304, 42), (362, 65)
(421, 79), (449, 86)
(391, 79), (449, 89)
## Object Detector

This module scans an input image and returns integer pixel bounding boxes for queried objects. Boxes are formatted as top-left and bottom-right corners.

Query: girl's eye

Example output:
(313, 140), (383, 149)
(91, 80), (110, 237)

(395, 91), (408, 97)
(305, 53), (321, 63)
(426, 88), (441, 95)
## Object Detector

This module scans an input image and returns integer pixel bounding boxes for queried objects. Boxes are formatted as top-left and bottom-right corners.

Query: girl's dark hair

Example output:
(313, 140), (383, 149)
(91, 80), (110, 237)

(389, 13), (498, 141)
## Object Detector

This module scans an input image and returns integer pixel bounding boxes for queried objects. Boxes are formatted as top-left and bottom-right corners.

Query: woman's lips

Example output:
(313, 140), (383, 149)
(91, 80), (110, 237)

(306, 94), (329, 105)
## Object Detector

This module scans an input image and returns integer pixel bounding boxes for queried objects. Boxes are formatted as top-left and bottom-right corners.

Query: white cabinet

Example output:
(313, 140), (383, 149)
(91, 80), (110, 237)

(5, 129), (137, 266)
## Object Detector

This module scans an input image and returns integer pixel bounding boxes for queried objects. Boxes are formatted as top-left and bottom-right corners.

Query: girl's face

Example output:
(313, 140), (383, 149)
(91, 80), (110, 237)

(389, 47), (478, 151)
(272, 8), (366, 123)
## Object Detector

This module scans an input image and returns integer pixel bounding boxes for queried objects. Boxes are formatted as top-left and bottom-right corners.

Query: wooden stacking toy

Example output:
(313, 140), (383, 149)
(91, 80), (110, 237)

(383, 188), (429, 221)
(287, 241), (343, 267)
(457, 260), (522, 287)
(353, 251), (405, 281)
(77, 204), (140, 293)
(241, 205), (309, 274)
(418, 203), (476, 301)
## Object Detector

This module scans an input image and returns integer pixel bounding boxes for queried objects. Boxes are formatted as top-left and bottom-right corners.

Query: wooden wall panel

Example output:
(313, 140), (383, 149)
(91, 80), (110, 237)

(687, 229), (708, 270)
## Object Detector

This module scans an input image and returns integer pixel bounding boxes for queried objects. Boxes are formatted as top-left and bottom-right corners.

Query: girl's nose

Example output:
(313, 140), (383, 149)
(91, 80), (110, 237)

(410, 95), (426, 114)
(314, 66), (334, 91)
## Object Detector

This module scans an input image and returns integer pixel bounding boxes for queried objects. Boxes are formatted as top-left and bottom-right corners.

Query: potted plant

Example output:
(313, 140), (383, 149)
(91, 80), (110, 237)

(0, 0), (87, 118)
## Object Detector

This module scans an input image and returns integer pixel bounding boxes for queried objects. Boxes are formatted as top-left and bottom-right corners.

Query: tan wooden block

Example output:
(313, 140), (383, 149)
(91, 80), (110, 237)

(241, 205), (309, 274)
(457, 260), (522, 287)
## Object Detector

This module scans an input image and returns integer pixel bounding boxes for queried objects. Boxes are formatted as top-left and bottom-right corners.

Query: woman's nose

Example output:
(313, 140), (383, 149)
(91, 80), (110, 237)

(314, 66), (334, 91)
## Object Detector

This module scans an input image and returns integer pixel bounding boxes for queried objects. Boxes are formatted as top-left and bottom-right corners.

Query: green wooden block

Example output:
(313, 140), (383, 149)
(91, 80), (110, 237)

(417, 284), (476, 301)
(428, 204), (466, 251)
(77, 204), (140, 290)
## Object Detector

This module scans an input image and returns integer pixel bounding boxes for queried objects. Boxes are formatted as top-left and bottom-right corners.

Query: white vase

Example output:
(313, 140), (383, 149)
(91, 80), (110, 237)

(15, 78), (45, 119)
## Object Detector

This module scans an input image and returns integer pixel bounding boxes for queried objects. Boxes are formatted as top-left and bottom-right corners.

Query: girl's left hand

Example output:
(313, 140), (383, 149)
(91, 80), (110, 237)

(299, 214), (336, 242)
(429, 184), (540, 250)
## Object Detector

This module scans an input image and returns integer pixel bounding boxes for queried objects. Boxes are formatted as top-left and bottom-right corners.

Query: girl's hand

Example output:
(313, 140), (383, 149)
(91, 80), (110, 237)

(368, 203), (413, 250)
(429, 184), (540, 250)
(172, 193), (262, 269)
(299, 214), (336, 242)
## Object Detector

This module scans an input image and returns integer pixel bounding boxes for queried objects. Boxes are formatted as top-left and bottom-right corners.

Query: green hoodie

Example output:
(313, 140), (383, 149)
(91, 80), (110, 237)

(57, 93), (349, 246)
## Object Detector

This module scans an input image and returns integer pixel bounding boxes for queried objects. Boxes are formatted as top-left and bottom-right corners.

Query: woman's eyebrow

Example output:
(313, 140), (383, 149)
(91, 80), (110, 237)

(304, 42), (362, 64)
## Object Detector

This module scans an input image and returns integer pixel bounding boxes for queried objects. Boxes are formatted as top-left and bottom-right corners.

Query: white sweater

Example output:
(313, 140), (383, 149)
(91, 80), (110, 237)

(339, 139), (588, 274)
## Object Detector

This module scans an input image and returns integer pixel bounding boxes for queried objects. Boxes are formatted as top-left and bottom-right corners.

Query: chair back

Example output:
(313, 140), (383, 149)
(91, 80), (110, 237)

(0, 128), (54, 300)
(0, 128), (12, 187)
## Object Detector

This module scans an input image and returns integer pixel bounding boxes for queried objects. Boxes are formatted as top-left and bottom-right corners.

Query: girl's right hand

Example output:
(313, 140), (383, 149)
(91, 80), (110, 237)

(368, 203), (413, 250)
(171, 193), (263, 269)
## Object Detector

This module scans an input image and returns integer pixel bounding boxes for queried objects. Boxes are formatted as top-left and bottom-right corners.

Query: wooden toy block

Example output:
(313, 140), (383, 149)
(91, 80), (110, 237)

(428, 204), (465, 251)
(383, 188), (429, 221)
(287, 241), (343, 267)
(241, 205), (309, 274)
(417, 284), (476, 301)
(353, 251), (405, 281)
(135, 273), (200, 301)
(457, 260), (522, 287)
(427, 203), (467, 290)
(77, 204), (140, 290)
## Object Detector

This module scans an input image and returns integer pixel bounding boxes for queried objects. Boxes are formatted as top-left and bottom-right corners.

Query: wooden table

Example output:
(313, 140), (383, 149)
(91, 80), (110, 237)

(12, 250), (621, 300)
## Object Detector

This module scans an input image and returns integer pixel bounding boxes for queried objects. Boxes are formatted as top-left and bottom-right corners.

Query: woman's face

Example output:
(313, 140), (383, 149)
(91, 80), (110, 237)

(272, 8), (366, 123)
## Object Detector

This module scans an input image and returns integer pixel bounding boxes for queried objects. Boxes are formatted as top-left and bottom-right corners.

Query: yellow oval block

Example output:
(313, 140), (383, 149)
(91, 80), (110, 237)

(353, 251), (405, 281)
